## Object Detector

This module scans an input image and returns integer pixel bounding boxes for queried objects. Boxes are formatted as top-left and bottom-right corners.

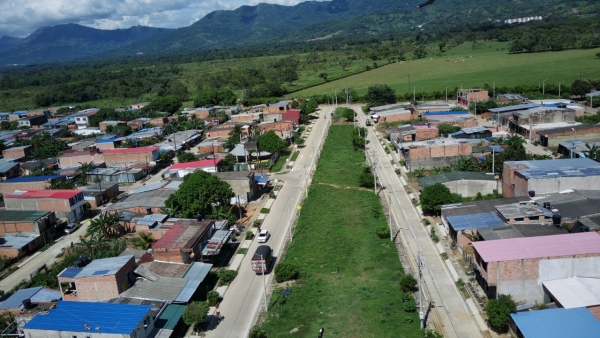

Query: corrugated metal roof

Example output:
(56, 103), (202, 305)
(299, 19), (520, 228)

(447, 212), (505, 231)
(0, 161), (18, 173)
(1, 175), (62, 183)
(0, 287), (43, 310)
(423, 111), (469, 116)
(473, 232), (600, 262)
(168, 159), (221, 170)
(0, 210), (50, 222)
(510, 308), (600, 337)
(506, 158), (600, 170)
(488, 103), (540, 113)
(183, 262), (213, 282)
(175, 280), (201, 302)
(59, 256), (133, 279)
(542, 277), (600, 309)
(103, 146), (158, 154)
(586, 91), (600, 98)
(155, 304), (186, 330)
(23, 301), (151, 334)
(5, 189), (82, 199)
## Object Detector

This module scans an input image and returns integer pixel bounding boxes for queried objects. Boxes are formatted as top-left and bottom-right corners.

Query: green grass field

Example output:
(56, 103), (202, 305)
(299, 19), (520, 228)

(261, 125), (420, 337)
(291, 43), (600, 97)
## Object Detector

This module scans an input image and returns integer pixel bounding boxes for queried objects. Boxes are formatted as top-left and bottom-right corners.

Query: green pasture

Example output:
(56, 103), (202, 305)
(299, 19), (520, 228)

(291, 43), (600, 97)
(261, 125), (420, 337)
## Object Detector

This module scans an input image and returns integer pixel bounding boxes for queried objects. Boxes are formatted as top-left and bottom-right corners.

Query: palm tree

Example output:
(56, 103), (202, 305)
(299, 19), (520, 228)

(131, 232), (155, 250)
(413, 167), (426, 178)
(86, 212), (124, 240)
(584, 143), (600, 161)
(76, 162), (97, 186)
(506, 134), (526, 149)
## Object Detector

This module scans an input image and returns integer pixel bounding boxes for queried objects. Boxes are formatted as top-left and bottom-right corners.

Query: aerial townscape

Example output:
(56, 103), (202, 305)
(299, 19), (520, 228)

(0, 0), (599, 338)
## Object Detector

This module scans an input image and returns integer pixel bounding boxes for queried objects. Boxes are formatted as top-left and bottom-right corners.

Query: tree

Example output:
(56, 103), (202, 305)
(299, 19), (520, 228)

(194, 90), (236, 107)
(182, 301), (210, 330)
(220, 154), (237, 170)
(249, 325), (268, 338)
(255, 130), (288, 154)
(437, 123), (461, 136)
(143, 96), (182, 114)
(571, 79), (593, 98)
(596, 52), (600, 59)
(364, 84), (396, 107)
(485, 294), (516, 332)
(224, 125), (243, 150)
(76, 162), (97, 186)
(274, 261), (299, 283)
(47, 179), (75, 189)
(280, 68), (299, 85)
(131, 232), (155, 250)
(585, 142), (600, 161)
(318, 73), (328, 82)
(359, 165), (374, 188)
(177, 151), (197, 163)
(420, 183), (461, 215)
(165, 170), (234, 218)
(399, 274), (418, 293)
(86, 212), (125, 240)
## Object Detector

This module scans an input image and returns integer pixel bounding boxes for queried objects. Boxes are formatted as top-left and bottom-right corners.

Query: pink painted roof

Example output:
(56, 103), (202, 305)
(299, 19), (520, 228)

(5, 189), (83, 199)
(168, 159), (221, 170)
(473, 232), (600, 262)
(103, 146), (158, 154)
(413, 125), (438, 130)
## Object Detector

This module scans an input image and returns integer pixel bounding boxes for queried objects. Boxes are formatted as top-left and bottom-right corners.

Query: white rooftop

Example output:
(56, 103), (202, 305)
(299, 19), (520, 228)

(543, 277), (600, 309)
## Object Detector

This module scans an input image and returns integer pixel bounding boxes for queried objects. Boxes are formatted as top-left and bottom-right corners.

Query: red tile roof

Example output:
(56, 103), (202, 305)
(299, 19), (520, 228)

(103, 146), (159, 154)
(152, 224), (210, 250)
(168, 159), (221, 170)
(5, 189), (83, 199)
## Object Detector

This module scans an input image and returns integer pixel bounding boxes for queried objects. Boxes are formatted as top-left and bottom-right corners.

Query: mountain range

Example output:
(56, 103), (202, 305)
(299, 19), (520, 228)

(0, 0), (591, 66)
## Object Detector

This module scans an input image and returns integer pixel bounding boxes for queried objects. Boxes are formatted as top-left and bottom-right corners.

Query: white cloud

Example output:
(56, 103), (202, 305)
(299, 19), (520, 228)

(0, 0), (254, 37)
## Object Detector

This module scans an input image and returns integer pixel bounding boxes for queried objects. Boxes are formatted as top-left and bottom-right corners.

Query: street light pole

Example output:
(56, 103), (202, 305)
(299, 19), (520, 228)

(542, 79), (548, 95)
(559, 81), (565, 98)
(445, 86), (450, 102)
(420, 87), (424, 102)
(418, 252), (424, 329)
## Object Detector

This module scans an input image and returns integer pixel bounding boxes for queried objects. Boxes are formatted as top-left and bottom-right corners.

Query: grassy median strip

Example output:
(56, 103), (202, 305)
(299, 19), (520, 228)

(262, 125), (420, 337)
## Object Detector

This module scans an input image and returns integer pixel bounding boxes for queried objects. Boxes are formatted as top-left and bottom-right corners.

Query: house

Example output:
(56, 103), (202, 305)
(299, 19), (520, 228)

(509, 308), (600, 338)
(415, 102), (457, 114)
(99, 120), (127, 132)
(451, 126), (493, 139)
(17, 115), (48, 129)
(58, 149), (105, 168)
(542, 277), (600, 317)
(134, 215), (217, 241)
(413, 124), (439, 141)
(87, 166), (152, 184)
(502, 158), (600, 197)
(557, 139), (600, 159)
(0, 286), (61, 325)
(457, 89), (489, 107)
(282, 108), (301, 125)
(4, 189), (85, 223)
(212, 171), (257, 202)
(497, 94), (528, 103)
(73, 109), (97, 129)
(2, 145), (31, 159)
(426, 117), (478, 130)
(149, 117), (168, 126)
(398, 138), (473, 171)
(102, 146), (159, 167)
(0, 175), (66, 196)
(0, 161), (20, 180)
(376, 108), (419, 123)
(184, 108), (213, 120)
(386, 125), (416, 143)
(536, 124), (600, 147)
(106, 182), (177, 214)
(82, 183), (120, 208)
(166, 159), (222, 176)
(472, 232), (600, 303)
(205, 123), (240, 139)
(508, 107), (577, 139)
(197, 138), (226, 156)
(256, 121), (294, 139)
(422, 110), (469, 120)
(57, 255), (136, 301)
(0, 210), (58, 239)
(231, 112), (261, 124)
(264, 101), (290, 114)
(23, 301), (154, 338)
(127, 118), (152, 131)
(370, 103), (413, 113)
(18, 158), (59, 176)
(152, 224), (214, 264)
(418, 171), (499, 197)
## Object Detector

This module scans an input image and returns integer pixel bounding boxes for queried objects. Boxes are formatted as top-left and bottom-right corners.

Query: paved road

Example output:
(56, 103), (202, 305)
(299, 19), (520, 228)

(354, 106), (484, 338)
(0, 220), (92, 293)
(203, 107), (332, 338)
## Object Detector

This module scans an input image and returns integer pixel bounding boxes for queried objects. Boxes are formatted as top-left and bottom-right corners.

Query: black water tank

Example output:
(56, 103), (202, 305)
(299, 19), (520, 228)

(528, 190), (535, 197)
(146, 207), (152, 215)
(543, 202), (551, 210)
(552, 214), (562, 226)
(22, 299), (31, 310)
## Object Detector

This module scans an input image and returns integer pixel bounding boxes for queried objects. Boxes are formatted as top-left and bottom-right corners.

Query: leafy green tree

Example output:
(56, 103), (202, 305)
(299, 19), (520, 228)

(351, 127), (367, 150)
(27, 132), (69, 159)
(86, 212), (125, 240)
(182, 301), (210, 330)
(437, 123), (461, 136)
(420, 183), (461, 215)
(219, 154), (237, 170)
(255, 130), (288, 154)
(131, 232), (155, 250)
(165, 170), (234, 218)
(47, 179), (75, 189)
(359, 165), (374, 188)
(280, 68), (299, 85)
(177, 151), (197, 163)
(143, 96), (182, 114)
(224, 125), (243, 150)
(194, 90), (236, 107)
(364, 84), (396, 107)
(571, 79), (593, 98)
(76, 162), (97, 186)
(399, 274), (418, 293)
(585, 142), (600, 161)
(485, 294), (516, 332)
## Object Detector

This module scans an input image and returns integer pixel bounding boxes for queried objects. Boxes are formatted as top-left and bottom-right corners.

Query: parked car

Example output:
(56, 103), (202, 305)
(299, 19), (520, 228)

(366, 119), (372, 126)
(64, 223), (80, 234)
(251, 245), (272, 274)
(257, 229), (270, 243)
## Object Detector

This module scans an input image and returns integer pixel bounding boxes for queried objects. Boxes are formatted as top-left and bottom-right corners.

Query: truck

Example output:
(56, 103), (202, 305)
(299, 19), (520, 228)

(251, 245), (272, 274)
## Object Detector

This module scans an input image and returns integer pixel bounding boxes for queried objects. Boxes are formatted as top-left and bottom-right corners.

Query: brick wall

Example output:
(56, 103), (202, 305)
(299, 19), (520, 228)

(103, 150), (157, 166)
(59, 152), (105, 168)
(198, 144), (224, 155)
(2, 147), (30, 159)
(502, 163), (529, 197)
(1, 180), (62, 196)
(153, 248), (185, 263)
(74, 257), (135, 301)
(415, 128), (439, 141)
(232, 114), (260, 123)
(150, 117), (168, 126)
(380, 112), (415, 123)
(96, 142), (116, 150)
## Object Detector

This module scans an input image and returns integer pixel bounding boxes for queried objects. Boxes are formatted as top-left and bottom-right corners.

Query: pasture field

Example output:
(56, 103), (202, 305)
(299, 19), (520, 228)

(291, 42), (600, 97)
(261, 125), (421, 337)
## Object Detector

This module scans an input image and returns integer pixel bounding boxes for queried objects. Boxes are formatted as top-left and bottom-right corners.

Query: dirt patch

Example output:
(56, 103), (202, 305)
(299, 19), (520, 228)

(316, 182), (372, 192)
(289, 327), (301, 333)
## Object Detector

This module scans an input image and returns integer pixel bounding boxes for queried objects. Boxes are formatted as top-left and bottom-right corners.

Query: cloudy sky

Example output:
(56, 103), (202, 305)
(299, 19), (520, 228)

(0, 0), (313, 38)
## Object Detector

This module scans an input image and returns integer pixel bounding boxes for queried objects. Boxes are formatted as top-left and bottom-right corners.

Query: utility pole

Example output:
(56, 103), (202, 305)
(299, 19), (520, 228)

(373, 157), (378, 194)
(413, 87), (416, 103)
(493, 82), (496, 99)
(418, 252), (425, 329)
(559, 81), (565, 98)
(543, 79), (548, 95)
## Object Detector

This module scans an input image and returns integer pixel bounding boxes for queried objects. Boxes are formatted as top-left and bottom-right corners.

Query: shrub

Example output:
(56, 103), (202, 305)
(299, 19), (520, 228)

(423, 218), (431, 226)
(274, 261), (299, 283)
(269, 191), (276, 199)
(375, 225), (390, 239)
(440, 252), (448, 260)
(207, 290), (219, 306)
(253, 220), (262, 227)
(218, 270), (238, 285)
(420, 183), (462, 215)
(182, 301), (210, 329)
(246, 231), (254, 240)
(260, 208), (270, 214)
(249, 325), (268, 338)
(402, 296), (416, 312)
(430, 227), (440, 243)
(359, 171), (375, 188)
(399, 274), (418, 293)
(456, 278), (466, 292)
(485, 294), (516, 332)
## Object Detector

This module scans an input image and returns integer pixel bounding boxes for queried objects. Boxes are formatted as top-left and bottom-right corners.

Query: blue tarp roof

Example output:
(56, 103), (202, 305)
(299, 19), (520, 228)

(96, 138), (117, 143)
(1, 175), (63, 183)
(24, 301), (151, 334)
(0, 287), (60, 310)
(511, 308), (600, 338)
(254, 174), (269, 185)
(447, 212), (505, 231)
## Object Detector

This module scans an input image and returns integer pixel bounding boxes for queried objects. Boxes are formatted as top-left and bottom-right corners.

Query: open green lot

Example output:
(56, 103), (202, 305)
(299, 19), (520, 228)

(291, 43), (600, 97)
(261, 125), (420, 337)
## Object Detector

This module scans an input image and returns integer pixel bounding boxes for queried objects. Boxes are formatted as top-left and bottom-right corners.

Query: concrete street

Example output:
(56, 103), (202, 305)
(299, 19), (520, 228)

(353, 106), (485, 338)
(203, 108), (331, 338)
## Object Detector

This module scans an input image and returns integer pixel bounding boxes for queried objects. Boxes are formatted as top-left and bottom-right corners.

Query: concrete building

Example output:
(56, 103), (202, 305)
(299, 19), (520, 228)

(399, 138), (473, 171)
(451, 126), (493, 139)
(152, 223), (213, 264)
(82, 183), (120, 208)
(472, 232), (600, 303)
(509, 307), (600, 338)
(17, 115), (48, 129)
(502, 158), (600, 197)
(457, 89), (489, 107)
(23, 301), (154, 338)
(537, 124), (600, 147)
(58, 149), (104, 168)
(205, 123), (240, 139)
(542, 277), (600, 316)
(508, 107), (577, 139)
(197, 138), (226, 155)
(256, 121), (294, 139)
(4, 190), (85, 223)
(102, 146), (159, 167)
(0, 210), (58, 238)
(264, 101), (290, 114)
(57, 255), (136, 302)
(73, 110), (97, 129)
(212, 171), (257, 202)
(425, 116), (478, 130)
(415, 102), (457, 114)
(183, 108), (213, 119)
(126, 118), (151, 131)
(0, 176), (66, 196)
(0, 161), (20, 180)
(231, 112), (261, 124)
(106, 182), (176, 214)
(166, 159), (222, 176)
(99, 120), (126, 132)
(497, 94), (528, 103)
(386, 125), (416, 143)
(375, 108), (418, 123)
(2, 145), (31, 159)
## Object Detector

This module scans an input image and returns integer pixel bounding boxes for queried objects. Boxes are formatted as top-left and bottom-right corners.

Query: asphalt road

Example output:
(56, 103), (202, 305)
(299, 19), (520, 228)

(203, 108), (332, 338)
(354, 106), (484, 338)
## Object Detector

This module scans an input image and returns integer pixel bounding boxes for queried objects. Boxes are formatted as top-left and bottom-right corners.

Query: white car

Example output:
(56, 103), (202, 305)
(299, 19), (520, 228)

(64, 223), (79, 234)
(257, 230), (270, 243)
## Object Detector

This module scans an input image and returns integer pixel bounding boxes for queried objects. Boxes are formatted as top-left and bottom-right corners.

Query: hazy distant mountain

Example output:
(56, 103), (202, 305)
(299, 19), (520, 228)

(0, 24), (171, 65)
